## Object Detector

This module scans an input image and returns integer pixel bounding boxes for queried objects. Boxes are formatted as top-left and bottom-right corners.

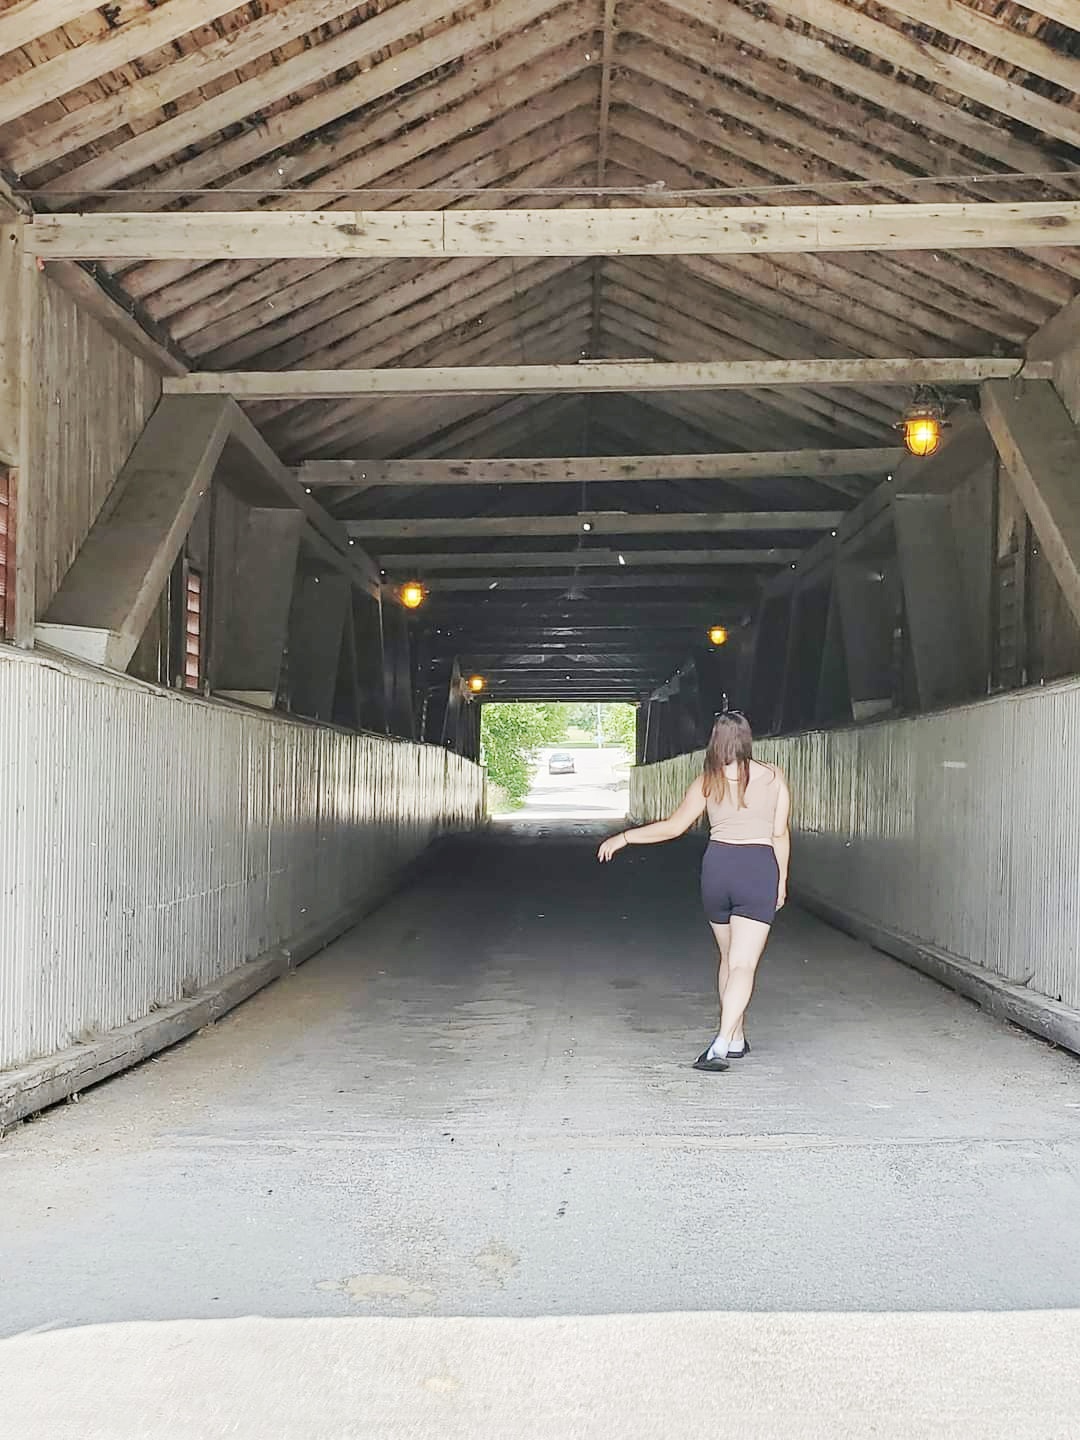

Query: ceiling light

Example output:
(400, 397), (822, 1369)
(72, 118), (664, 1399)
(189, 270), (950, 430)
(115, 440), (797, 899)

(467, 674), (486, 694)
(707, 625), (729, 647)
(400, 581), (425, 610)
(897, 387), (947, 457)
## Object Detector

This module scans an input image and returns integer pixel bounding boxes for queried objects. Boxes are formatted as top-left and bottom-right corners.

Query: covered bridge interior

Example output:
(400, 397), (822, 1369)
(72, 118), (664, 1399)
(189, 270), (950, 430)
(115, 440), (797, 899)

(3, 3), (1080, 1423)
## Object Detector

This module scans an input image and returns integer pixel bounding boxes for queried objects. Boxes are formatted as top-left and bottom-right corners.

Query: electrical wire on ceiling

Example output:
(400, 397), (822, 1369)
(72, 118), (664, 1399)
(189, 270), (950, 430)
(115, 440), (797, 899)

(23, 168), (1080, 201)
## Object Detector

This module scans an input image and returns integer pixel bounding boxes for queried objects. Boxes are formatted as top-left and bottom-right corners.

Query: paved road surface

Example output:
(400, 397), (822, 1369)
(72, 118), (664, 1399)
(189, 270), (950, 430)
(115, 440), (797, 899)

(4, 823), (1080, 1436)
(510, 745), (629, 820)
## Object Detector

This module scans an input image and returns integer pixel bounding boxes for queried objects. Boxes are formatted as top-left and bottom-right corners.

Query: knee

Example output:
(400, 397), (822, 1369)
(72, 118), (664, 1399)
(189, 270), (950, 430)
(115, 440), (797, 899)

(727, 954), (758, 976)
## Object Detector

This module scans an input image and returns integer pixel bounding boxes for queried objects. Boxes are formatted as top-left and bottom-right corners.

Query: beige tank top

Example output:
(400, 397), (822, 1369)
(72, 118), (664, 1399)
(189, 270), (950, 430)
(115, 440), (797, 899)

(706, 764), (780, 844)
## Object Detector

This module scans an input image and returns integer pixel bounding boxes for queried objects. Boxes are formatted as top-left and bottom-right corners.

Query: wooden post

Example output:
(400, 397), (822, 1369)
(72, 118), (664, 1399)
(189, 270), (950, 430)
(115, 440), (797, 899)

(211, 504), (303, 707)
(287, 568), (349, 722)
(892, 493), (984, 709)
(981, 378), (1080, 632)
(13, 230), (37, 647)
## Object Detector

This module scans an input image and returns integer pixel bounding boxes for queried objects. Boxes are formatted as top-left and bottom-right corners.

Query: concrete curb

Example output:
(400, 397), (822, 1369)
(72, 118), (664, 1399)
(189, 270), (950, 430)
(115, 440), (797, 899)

(0, 841), (449, 1133)
(796, 887), (1080, 1058)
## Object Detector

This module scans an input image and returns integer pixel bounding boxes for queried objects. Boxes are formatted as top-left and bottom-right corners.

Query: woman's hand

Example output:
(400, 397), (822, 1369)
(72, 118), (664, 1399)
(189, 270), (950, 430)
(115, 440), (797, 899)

(597, 832), (628, 863)
(776, 888), (787, 911)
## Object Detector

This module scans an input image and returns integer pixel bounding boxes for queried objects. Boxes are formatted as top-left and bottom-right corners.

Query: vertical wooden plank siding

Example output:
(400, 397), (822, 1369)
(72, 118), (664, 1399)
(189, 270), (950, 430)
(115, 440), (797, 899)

(0, 225), (18, 467)
(27, 274), (161, 617)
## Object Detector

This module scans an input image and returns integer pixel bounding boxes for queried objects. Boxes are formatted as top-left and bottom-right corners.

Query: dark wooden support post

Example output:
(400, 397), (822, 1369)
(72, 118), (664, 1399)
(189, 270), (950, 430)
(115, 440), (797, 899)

(748, 592), (792, 736)
(835, 557), (898, 722)
(352, 591), (387, 732)
(696, 649), (737, 729)
(441, 661), (465, 750)
(814, 576), (852, 727)
(287, 567), (349, 722)
(461, 697), (482, 762)
(331, 600), (363, 729)
(380, 600), (416, 740)
(779, 582), (831, 733)
(38, 395), (233, 668)
(643, 697), (665, 764)
(981, 378), (1080, 632)
(892, 493), (985, 709)
(210, 505), (303, 708)
(635, 699), (648, 765)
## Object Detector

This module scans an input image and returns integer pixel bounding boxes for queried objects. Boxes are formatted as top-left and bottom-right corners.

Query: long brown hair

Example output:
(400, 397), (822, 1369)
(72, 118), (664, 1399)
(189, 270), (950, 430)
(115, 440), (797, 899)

(702, 710), (754, 808)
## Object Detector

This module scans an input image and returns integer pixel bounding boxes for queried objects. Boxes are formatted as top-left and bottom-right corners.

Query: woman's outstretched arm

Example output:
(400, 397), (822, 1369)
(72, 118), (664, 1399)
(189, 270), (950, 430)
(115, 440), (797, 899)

(772, 770), (791, 908)
(597, 777), (707, 862)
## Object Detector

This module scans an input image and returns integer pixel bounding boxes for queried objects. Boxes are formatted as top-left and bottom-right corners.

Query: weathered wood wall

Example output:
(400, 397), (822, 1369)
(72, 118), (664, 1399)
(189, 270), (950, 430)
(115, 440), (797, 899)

(26, 271), (161, 616)
(0, 224), (18, 466)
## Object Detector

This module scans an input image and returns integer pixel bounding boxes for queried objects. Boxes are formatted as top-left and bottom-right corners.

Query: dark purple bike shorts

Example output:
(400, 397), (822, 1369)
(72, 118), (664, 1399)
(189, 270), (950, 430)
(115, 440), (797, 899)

(700, 841), (779, 926)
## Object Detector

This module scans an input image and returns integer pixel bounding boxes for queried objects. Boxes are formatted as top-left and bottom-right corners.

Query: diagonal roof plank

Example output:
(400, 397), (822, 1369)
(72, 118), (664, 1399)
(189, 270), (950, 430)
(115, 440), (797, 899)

(0, 2), (106, 62)
(131, 120), (600, 349)
(112, 39), (601, 310)
(762, 0), (1080, 149)
(227, 258), (590, 381)
(3, 0), (374, 176)
(24, 0), (574, 199)
(0, 0), (249, 131)
(249, 261), (594, 435)
(597, 301), (897, 441)
(659, 0), (1079, 172)
(603, 100), (1077, 323)
(276, 312), (595, 459)
(611, 42), (1080, 295)
(622, 1), (1073, 198)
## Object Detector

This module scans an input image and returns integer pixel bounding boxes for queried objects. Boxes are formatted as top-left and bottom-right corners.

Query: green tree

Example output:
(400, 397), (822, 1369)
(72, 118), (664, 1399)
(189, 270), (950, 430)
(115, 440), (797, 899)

(480, 702), (569, 807)
(562, 702), (637, 752)
(601, 703), (637, 754)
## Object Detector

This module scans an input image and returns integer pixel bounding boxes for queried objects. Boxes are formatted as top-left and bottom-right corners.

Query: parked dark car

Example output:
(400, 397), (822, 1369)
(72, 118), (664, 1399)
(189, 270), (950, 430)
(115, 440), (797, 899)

(548, 751), (575, 775)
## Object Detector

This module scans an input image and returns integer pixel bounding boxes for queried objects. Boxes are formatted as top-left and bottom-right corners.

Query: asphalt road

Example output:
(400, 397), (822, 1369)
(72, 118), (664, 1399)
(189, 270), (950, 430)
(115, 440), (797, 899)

(4, 823), (1080, 1437)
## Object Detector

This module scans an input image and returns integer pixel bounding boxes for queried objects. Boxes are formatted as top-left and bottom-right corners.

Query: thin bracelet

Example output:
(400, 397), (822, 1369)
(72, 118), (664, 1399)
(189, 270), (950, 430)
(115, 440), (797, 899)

(622, 831), (632, 847)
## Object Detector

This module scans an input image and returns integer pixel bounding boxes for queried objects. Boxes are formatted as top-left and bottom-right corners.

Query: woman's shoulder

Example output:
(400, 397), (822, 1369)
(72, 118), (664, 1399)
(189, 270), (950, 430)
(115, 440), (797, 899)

(751, 760), (784, 784)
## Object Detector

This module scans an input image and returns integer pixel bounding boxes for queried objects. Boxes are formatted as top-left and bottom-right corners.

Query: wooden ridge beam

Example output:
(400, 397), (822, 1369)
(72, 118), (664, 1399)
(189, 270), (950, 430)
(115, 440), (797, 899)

(27, 205), (1080, 262)
(352, 510), (840, 539)
(169, 359), (1046, 402)
(298, 449), (899, 487)
(377, 548), (801, 570)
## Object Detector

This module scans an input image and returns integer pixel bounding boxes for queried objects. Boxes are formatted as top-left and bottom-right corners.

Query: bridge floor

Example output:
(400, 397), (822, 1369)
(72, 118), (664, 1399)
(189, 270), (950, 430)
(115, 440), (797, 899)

(4, 823), (1080, 1434)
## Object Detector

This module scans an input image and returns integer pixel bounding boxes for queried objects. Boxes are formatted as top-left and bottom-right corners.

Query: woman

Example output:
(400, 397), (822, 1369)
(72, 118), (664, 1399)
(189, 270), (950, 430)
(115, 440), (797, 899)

(597, 711), (790, 1072)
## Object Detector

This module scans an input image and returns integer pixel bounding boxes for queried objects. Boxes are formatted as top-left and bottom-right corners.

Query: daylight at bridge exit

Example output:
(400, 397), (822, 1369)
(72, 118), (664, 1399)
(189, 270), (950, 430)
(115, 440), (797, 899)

(2, 3), (1080, 1437)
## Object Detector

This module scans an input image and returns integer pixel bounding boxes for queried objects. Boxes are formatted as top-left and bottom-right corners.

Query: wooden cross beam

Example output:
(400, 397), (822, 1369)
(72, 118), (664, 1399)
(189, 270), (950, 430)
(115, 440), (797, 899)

(297, 448), (902, 487)
(167, 358), (1046, 401)
(417, 574), (764, 591)
(378, 548), (800, 570)
(26, 204), (1080, 260)
(351, 510), (840, 539)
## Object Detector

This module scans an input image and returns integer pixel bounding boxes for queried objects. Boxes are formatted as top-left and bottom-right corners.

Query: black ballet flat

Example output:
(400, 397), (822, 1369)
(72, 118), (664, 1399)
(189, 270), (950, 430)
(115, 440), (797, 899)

(693, 1048), (730, 1072)
(727, 1038), (752, 1059)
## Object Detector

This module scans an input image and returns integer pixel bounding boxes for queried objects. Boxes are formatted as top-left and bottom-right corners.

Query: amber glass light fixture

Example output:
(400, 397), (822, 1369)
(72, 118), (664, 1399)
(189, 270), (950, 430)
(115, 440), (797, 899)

(707, 625), (729, 647)
(898, 388), (946, 458)
(467, 674), (486, 694)
(400, 580), (426, 610)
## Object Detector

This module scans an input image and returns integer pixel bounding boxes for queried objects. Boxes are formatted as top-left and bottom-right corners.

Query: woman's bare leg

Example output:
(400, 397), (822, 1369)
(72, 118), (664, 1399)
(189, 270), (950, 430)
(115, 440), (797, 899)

(715, 916), (771, 1051)
(708, 922), (744, 1047)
